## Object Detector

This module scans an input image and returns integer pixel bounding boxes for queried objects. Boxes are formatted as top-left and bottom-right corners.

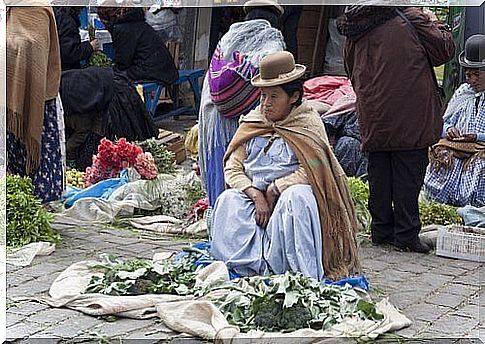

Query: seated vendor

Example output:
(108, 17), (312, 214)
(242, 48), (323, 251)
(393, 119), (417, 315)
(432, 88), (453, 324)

(424, 34), (485, 207)
(97, 6), (178, 85)
(54, 6), (98, 71)
(210, 52), (360, 281)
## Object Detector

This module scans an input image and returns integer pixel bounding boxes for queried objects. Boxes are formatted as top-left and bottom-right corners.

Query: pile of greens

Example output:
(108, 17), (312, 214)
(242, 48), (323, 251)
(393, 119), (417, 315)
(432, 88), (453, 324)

(347, 177), (371, 234)
(85, 247), (207, 296)
(419, 201), (463, 227)
(6, 175), (59, 247)
(208, 272), (383, 333)
(347, 177), (464, 230)
(137, 138), (176, 175)
(87, 51), (112, 67)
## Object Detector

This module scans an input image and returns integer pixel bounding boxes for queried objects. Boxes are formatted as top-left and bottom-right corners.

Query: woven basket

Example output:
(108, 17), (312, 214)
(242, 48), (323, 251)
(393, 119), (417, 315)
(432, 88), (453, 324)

(436, 225), (485, 262)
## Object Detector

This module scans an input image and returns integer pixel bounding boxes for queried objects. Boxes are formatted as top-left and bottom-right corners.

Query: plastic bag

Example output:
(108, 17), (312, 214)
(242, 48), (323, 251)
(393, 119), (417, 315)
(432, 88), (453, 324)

(457, 205), (485, 228)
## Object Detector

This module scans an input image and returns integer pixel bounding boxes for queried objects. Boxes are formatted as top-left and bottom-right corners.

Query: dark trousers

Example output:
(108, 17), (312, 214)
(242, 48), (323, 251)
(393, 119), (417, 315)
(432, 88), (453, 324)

(367, 149), (428, 245)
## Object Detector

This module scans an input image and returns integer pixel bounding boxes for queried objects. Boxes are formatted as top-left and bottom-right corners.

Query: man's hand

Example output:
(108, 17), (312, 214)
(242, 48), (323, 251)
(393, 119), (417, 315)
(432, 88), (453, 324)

(265, 182), (280, 214)
(245, 187), (271, 228)
(447, 127), (461, 140)
(90, 39), (100, 51)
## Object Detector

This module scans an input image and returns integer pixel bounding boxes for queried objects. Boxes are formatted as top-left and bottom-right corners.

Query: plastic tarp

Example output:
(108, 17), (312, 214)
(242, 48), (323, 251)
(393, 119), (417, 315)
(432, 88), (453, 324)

(303, 76), (353, 106)
(457, 205), (485, 228)
(41, 256), (411, 342)
(59, 172), (199, 224)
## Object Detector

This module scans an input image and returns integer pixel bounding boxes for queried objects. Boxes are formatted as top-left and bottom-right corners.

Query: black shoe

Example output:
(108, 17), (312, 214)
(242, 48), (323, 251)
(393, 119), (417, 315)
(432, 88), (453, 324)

(371, 236), (394, 246)
(394, 239), (431, 254)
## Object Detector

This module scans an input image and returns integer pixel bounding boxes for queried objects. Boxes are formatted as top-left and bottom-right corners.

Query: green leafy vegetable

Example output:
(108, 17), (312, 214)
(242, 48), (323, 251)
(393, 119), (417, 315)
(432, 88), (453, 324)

(419, 201), (463, 227)
(87, 51), (112, 67)
(347, 177), (371, 234)
(6, 175), (59, 247)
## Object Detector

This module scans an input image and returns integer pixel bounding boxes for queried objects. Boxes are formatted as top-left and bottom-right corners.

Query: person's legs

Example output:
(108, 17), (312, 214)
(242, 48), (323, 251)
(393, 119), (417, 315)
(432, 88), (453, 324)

(281, 5), (303, 59)
(368, 151), (394, 244)
(391, 149), (430, 253)
(65, 114), (94, 160)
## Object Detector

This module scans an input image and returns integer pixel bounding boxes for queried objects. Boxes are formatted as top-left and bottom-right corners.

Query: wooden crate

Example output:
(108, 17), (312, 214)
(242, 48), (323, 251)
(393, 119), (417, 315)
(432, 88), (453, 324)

(158, 129), (186, 164)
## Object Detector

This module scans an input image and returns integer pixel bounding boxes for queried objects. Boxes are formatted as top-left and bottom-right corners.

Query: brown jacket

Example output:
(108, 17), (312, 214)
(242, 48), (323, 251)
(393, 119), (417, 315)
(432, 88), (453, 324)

(338, 7), (455, 152)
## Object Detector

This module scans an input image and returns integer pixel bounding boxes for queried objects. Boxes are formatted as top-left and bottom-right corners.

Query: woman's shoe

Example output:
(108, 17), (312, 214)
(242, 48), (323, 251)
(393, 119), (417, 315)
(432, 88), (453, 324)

(394, 239), (431, 254)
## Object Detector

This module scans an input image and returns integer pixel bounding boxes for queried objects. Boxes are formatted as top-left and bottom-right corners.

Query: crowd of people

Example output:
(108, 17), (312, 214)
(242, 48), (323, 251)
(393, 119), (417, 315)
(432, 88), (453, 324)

(6, 0), (484, 282)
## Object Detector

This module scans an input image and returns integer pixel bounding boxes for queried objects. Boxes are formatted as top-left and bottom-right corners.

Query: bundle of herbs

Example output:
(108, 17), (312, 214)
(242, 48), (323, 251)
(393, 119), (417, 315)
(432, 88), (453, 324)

(136, 138), (176, 175)
(419, 201), (463, 226)
(6, 175), (59, 247)
(85, 247), (209, 296)
(206, 272), (383, 333)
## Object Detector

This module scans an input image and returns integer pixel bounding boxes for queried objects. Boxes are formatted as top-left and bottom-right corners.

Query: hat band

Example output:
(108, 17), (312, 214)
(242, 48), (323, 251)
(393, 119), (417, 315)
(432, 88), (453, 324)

(463, 56), (485, 67)
(261, 69), (299, 81)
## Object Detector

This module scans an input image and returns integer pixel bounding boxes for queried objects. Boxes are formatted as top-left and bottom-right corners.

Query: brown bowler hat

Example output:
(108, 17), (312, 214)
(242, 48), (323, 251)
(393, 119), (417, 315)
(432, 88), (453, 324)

(251, 51), (306, 87)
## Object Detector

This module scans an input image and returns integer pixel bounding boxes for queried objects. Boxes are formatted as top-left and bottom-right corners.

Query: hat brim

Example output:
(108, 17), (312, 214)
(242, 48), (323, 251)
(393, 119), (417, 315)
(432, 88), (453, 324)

(243, 2), (284, 16)
(251, 65), (306, 87)
(458, 51), (485, 69)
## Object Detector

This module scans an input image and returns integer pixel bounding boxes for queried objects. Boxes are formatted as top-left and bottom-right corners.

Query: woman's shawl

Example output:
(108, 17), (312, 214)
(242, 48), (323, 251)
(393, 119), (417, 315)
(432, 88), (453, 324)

(6, 6), (61, 173)
(224, 101), (361, 280)
(443, 83), (484, 133)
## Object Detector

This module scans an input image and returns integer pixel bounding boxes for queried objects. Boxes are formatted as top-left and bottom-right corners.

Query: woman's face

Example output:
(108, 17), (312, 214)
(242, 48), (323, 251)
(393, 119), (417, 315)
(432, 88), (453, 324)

(260, 86), (299, 122)
(465, 68), (485, 93)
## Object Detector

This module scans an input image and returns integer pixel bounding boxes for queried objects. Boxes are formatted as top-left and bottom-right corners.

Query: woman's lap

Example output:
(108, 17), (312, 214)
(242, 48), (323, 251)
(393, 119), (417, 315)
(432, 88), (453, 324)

(210, 185), (324, 280)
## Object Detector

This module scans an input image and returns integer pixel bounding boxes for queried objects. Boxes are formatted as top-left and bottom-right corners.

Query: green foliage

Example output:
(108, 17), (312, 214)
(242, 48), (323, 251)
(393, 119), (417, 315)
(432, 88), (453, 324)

(87, 51), (112, 67)
(137, 138), (176, 175)
(6, 175), (59, 247)
(212, 272), (384, 333)
(419, 201), (463, 226)
(85, 247), (210, 296)
(347, 177), (371, 234)
(184, 178), (206, 207)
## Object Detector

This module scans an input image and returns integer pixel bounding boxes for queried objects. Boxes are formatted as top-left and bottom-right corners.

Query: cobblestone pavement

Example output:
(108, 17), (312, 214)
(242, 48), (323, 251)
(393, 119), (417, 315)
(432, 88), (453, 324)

(6, 219), (483, 343)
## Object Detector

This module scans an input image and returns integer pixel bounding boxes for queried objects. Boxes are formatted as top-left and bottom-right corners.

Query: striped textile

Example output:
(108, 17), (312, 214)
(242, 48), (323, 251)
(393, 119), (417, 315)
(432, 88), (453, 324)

(208, 49), (260, 119)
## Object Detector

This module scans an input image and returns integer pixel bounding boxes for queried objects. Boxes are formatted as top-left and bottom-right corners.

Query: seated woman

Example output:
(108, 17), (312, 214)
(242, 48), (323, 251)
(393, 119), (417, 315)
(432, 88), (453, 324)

(97, 6), (178, 84)
(211, 52), (360, 281)
(424, 34), (485, 207)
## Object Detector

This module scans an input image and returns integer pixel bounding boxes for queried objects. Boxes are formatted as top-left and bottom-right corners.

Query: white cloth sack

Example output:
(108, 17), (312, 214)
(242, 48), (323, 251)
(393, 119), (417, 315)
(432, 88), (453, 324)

(43, 256), (411, 341)
(7, 242), (56, 267)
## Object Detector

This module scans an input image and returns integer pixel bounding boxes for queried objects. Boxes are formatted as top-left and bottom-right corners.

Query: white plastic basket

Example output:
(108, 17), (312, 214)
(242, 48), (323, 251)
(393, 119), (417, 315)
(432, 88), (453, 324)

(436, 225), (485, 262)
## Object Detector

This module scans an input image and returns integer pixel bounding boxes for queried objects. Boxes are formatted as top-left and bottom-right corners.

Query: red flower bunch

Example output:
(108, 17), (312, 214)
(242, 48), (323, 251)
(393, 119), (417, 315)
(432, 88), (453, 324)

(84, 138), (157, 186)
(134, 152), (158, 180)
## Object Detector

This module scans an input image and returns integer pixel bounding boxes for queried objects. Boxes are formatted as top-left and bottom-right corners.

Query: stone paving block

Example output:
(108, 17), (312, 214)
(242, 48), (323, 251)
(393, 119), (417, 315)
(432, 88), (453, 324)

(438, 283), (480, 298)
(426, 293), (465, 309)
(28, 308), (80, 325)
(451, 304), (480, 319)
(120, 243), (160, 257)
(90, 318), (155, 337)
(97, 235), (142, 246)
(37, 314), (105, 338)
(434, 265), (470, 277)
(426, 314), (479, 336)
(389, 290), (429, 309)
(453, 271), (482, 287)
(394, 261), (433, 274)
(8, 278), (52, 298)
(7, 312), (26, 327)
(404, 303), (449, 323)
(21, 262), (66, 278)
(7, 301), (50, 316)
(7, 272), (36, 288)
(420, 273), (455, 289)
(7, 321), (43, 340)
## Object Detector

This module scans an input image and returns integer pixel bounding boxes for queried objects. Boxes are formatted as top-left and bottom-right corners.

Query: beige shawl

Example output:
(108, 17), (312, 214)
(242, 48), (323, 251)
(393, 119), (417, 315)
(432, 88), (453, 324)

(224, 101), (361, 280)
(6, 5), (61, 173)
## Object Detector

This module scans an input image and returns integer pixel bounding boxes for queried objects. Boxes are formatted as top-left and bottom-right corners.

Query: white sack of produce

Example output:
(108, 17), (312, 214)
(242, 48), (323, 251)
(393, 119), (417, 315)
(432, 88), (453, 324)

(40, 253), (411, 341)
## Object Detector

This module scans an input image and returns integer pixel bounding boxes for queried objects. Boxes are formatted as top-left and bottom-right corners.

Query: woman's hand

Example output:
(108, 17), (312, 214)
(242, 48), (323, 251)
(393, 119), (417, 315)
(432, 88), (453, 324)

(245, 187), (271, 228)
(265, 182), (280, 214)
(458, 133), (477, 142)
(90, 39), (100, 51)
(447, 127), (461, 140)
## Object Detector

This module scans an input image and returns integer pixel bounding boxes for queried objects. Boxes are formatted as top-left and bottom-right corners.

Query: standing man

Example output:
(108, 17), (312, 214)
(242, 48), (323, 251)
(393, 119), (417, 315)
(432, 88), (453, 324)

(337, 6), (455, 253)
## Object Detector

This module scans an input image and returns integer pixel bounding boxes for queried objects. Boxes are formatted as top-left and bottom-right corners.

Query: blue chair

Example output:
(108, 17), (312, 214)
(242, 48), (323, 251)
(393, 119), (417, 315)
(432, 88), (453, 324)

(138, 68), (205, 120)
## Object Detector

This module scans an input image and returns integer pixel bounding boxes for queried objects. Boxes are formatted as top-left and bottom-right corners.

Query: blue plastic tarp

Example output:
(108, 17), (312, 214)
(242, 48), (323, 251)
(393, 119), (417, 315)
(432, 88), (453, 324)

(64, 170), (130, 208)
(177, 241), (370, 291)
